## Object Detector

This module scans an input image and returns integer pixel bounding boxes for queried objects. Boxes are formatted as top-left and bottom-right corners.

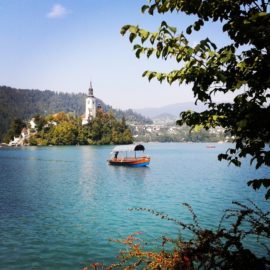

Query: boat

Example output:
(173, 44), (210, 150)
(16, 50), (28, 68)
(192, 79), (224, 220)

(206, 145), (216, 149)
(108, 144), (150, 167)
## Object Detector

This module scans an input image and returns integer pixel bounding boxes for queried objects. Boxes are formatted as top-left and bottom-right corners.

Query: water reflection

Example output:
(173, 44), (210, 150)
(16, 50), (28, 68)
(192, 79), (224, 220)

(76, 146), (100, 201)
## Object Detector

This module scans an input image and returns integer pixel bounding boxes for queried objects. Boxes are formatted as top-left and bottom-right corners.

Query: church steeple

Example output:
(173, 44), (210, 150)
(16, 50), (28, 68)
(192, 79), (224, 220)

(88, 81), (94, 97)
(82, 81), (97, 125)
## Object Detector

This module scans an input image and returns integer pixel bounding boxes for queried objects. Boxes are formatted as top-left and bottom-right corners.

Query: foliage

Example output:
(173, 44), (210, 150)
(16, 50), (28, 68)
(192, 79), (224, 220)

(3, 118), (26, 143)
(0, 86), (152, 141)
(28, 111), (133, 146)
(120, 0), (270, 198)
(85, 201), (270, 270)
(113, 108), (153, 125)
(33, 114), (46, 132)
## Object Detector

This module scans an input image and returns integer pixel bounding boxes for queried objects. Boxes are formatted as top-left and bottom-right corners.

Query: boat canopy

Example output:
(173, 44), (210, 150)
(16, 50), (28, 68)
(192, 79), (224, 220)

(111, 144), (145, 153)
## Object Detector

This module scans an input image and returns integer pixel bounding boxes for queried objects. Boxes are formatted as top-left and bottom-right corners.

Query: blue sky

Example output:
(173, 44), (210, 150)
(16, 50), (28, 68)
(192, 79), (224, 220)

(0, 1), (230, 109)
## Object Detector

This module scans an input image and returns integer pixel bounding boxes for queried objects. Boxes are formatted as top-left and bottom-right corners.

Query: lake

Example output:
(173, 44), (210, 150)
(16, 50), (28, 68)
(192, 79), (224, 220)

(0, 143), (269, 269)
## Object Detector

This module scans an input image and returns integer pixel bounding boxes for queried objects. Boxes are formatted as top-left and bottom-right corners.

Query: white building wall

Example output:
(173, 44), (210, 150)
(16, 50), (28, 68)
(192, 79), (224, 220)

(82, 96), (96, 125)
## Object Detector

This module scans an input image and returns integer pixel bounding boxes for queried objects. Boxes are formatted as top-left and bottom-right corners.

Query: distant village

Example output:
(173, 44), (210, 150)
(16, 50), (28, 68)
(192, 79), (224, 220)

(130, 124), (230, 143)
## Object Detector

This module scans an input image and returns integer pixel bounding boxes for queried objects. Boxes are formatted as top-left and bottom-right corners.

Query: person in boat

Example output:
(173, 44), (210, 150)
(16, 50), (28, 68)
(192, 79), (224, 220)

(114, 151), (119, 159)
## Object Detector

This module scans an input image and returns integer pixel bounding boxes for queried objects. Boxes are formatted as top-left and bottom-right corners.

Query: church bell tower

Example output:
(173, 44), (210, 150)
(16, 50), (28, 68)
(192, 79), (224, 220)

(82, 81), (96, 125)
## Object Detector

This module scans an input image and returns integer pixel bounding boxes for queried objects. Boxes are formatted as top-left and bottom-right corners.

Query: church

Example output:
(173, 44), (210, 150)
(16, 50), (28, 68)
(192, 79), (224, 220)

(82, 82), (97, 125)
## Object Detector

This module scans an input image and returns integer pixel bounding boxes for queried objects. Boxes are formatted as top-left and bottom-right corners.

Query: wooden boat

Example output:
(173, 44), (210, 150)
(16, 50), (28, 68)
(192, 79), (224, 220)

(206, 145), (216, 149)
(108, 144), (150, 167)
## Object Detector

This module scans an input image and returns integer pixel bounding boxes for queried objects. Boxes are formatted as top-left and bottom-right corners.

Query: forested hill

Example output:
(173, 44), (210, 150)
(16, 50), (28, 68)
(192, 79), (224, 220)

(0, 86), (152, 141)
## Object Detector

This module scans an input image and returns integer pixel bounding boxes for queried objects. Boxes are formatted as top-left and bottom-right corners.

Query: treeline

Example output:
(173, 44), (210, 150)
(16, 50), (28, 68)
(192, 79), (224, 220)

(0, 86), (152, 141)
(113, 108), (153, 125)
(4, 111), (133, 145)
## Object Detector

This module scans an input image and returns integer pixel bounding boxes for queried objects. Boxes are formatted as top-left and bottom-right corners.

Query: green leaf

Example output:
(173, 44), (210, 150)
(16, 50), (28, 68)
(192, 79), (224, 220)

(133, 44), (141, 50)
(218, 153), (228, 161)
(248, 179), (270, 199)
(129, 25), (138, 34)
(147, 48), (154, 58)
(148, 72), (157, 81)
(141, 5), (149, 13)
(120, 25), (130, 36)
(142, 70), (150, 77)
(161, 21), (168, 28)
(135, 48), (143, 58)
(186, 25), (192, 35)
(150, 33), (158, 44)
(129, 33), (137, 43)
(148, 5), (155, 15)
(156, 73), (164, 82)
(210, 41), (217, 50)
(248, 179), (262, 190)
(139, 29), (150, 43)
(194, 21), (201, 31)
(168, 25), (177, 34)
(194, 124), (203, 132)
(162, 46), (168, 58)
(176, 53), (183, 62)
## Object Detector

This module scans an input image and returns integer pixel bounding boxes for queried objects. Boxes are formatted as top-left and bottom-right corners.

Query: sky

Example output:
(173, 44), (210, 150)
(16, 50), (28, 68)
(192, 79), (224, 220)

(0, 0), (231, 110)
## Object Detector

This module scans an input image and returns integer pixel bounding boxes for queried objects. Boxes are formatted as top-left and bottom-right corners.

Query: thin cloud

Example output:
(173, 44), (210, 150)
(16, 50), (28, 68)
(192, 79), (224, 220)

(47, 4), (69, 19)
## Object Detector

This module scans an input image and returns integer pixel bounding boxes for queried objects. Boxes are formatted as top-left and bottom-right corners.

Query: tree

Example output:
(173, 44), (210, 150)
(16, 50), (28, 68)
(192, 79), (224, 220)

(49, 121), (78, 145)
(3, 118), (26, 143)
(121, 0), (270, 199)
(28, 111), (133, 146)
(33, 114), (46, 131)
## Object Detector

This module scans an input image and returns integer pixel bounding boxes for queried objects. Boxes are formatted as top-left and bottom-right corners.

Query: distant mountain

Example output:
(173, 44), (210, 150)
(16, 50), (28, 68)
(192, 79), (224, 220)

(0, 86), (152, 141)
(135, 102), (207, 118)
(152, 113), (177, 125)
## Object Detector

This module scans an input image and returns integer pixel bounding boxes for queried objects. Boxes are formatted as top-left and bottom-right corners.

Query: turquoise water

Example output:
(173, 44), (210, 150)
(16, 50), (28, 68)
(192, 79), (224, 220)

(0, 143), (269, 269)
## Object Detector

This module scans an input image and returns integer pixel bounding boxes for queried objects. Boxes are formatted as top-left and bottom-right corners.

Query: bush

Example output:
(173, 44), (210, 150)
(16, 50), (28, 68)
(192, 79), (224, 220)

(85, 201), (270, 270)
